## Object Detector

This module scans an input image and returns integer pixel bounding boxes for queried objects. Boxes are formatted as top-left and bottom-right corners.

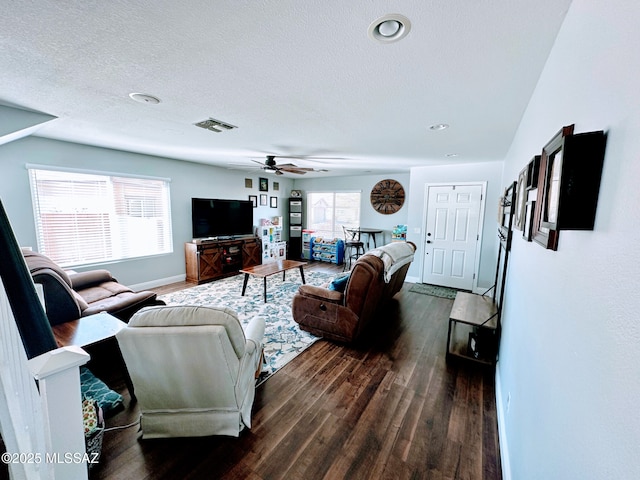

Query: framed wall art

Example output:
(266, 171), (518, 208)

(259, 177), (268, 192)
(514, 167), (527, 231)
(260, 194), (267, 206)
(533, 124), (606, 251)
(249, 195), (258, 208)
(270, 196), (278, 208)
(525, 155), (540, 190)
(523, 200), (535, 242)
(533, 125), (574, 250)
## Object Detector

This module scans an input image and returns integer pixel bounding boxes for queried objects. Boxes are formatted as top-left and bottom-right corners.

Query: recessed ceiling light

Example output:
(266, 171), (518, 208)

(429, 123), (449, 131)
(129, 93), (161, 104)
(368, 14), (411, 44)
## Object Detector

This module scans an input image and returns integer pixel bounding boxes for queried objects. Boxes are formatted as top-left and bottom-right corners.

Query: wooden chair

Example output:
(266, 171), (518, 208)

(342, 226), (365, 270)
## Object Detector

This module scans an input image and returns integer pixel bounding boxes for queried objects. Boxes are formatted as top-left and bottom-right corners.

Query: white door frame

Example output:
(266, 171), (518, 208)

(419, 181), (487, 292)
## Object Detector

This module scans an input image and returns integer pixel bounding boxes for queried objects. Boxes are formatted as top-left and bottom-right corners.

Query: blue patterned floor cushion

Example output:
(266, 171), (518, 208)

(80, 366), (124, 415)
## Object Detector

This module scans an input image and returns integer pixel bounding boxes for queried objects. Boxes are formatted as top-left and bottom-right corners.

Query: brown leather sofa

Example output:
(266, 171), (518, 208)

(22, 249), (164, 325)
(292, 241), (416, 343)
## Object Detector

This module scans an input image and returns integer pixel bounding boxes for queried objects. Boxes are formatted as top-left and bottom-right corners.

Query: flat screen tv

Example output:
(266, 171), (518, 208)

(191, 198), (254, 239)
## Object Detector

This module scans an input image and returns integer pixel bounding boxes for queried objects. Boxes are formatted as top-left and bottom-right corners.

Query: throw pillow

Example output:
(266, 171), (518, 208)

(328, 273), (350, 292)
(80, 367), (124, 416)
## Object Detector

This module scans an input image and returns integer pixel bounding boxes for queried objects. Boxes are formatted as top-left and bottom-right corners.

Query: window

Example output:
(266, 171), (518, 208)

(306, 191), (361, 239)
(28, 167), (173, 267)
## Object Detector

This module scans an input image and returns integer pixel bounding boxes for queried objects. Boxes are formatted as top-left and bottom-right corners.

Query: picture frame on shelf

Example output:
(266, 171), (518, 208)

(260, 194), (268, 206)
(259, 177), (268, 192)
(270, 196), (278, 208)
(249, 195), (258, 208)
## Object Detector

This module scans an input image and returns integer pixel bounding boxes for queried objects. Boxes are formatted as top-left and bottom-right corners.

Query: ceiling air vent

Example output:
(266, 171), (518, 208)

(194, 118), (237, 133)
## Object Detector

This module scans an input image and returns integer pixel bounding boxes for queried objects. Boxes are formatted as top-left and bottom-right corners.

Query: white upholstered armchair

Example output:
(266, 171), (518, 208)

(115, 305), (265, 438)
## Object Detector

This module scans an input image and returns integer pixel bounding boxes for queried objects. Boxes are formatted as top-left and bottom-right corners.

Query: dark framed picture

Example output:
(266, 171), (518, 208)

(533, 125), (574, 250)
(259, 177), (268, 192)
(523, 200), (535, 242)
(245, 178), (253, 189)
(525, 155), (541, 190)
(259, 194), (267, 206)
(514, 167), (527, 231)
(249, 195), (258, 208)
(273, 182), (279, 191)
(270, 196), (277, 208)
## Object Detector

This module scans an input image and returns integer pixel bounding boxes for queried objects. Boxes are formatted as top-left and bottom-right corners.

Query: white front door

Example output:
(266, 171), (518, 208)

(422, 184), (483, 290)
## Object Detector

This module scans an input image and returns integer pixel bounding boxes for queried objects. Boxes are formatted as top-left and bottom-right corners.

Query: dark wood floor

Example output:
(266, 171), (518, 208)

(91, 263), (502, 480)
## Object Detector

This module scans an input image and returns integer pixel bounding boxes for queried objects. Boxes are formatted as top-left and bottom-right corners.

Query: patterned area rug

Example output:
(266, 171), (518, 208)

(409, 283), (459, 299)
(158, 270), (334, 384)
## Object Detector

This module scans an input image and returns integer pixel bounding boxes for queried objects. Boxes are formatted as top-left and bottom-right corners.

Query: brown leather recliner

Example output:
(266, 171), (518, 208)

(292, 242), (416, 343)
(22, 249), (164, 325)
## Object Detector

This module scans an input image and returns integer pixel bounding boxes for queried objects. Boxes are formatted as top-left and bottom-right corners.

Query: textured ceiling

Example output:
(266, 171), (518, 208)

(0, 1), (572, 177)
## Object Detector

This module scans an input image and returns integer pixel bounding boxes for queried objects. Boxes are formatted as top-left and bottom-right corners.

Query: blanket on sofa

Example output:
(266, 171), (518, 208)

(365, 242), (415, 283)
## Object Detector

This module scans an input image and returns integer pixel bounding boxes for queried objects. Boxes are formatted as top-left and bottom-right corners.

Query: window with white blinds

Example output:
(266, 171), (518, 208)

(28, 167), (173, 267)
(306, 191), (361, 239)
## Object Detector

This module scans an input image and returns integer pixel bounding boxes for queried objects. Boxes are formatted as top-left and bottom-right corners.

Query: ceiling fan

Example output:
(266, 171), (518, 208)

(251, 155), (324, 175)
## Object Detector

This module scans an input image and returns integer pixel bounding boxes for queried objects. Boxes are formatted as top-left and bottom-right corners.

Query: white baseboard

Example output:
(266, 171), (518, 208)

(128, 274), (185, 292)
(495, 364), (512, 480)
(405, 275), (419, 283)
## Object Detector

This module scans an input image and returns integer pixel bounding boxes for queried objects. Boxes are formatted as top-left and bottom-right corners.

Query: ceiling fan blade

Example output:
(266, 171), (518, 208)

(277, 163), (314, 171)
(279, 166), (308, 175)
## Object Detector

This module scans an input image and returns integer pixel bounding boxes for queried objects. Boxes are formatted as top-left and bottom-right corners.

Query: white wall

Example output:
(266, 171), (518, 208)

(497, 1), (640, 479)
(406, 161), (503, 288)
(293, 173), (410, 246)
(0, 136), (293, 286)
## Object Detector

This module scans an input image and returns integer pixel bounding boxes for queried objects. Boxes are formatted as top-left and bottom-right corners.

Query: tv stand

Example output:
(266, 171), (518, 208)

(185, 237), (261, 284)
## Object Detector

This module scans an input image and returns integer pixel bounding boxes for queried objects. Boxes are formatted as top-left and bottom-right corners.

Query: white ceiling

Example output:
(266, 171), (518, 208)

(0, 1), (572, 178)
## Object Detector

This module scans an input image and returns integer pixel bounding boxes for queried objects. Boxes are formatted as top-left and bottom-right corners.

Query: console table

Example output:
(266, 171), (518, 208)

(185, 237), (261, 284)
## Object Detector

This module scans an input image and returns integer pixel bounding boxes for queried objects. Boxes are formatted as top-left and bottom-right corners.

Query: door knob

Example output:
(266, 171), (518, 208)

(427, 240), (432, 244)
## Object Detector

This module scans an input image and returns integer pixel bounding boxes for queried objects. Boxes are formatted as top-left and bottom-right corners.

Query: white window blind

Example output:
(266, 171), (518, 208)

(306, 191), (361, 239)
(28, 167), (173, 267)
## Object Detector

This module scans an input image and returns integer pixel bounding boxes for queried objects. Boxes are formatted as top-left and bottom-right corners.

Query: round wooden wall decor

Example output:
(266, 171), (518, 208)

(370, 179), (405, 214)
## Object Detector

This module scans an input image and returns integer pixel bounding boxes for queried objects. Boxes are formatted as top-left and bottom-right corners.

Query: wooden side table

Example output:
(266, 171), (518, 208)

(52, 312), (135, 399)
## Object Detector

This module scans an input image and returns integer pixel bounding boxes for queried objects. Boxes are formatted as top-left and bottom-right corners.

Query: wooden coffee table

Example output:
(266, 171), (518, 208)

(240, 259), (307, 303)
